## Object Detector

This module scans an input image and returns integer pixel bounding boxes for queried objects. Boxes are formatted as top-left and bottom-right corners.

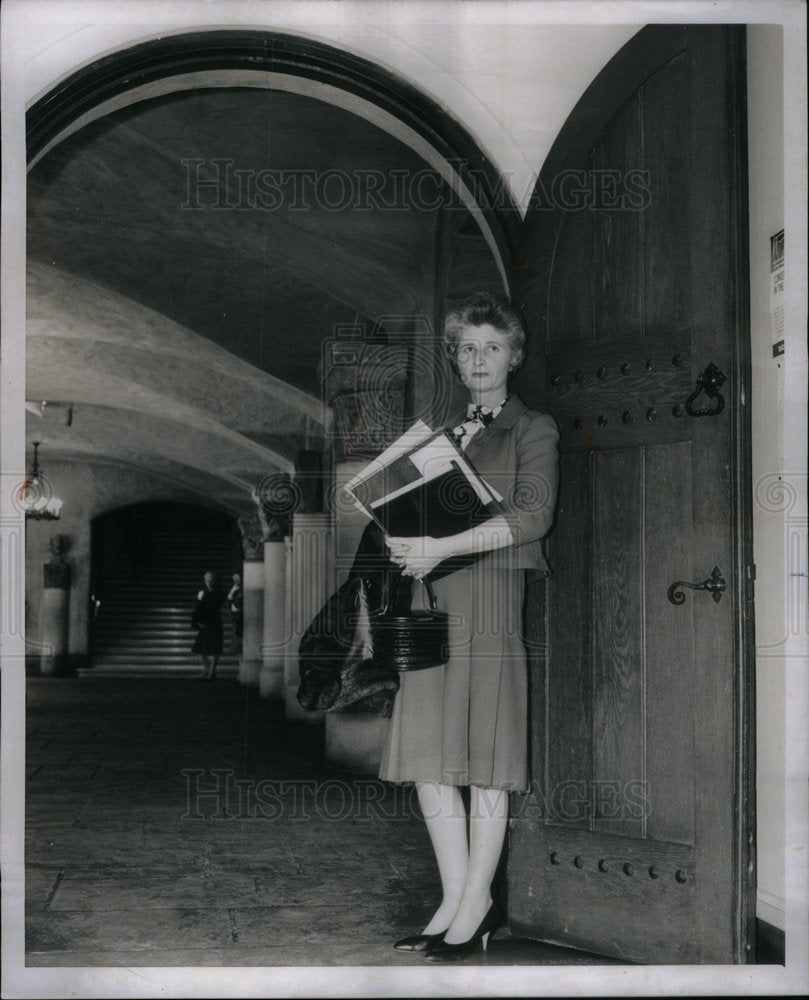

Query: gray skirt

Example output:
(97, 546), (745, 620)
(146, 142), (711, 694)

(379, 563), (528, 792)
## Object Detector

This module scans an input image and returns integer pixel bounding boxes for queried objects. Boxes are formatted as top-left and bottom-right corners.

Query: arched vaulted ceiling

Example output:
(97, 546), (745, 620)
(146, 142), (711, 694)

(23, 26), (639, 519)
(28, 88), (447, 394)
(26, 82), (502, 515)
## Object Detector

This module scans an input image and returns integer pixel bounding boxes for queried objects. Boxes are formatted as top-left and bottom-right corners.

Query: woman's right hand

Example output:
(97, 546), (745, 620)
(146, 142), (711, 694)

(386, 535), (449, 580)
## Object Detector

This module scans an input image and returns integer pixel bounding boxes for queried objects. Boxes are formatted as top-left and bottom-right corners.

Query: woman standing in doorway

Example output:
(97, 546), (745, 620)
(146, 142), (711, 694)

(191, 570), (223, 681)
(382, 292), (559, 962)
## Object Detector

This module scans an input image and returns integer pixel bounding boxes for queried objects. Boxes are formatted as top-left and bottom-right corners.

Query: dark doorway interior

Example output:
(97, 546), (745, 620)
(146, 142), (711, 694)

(89, 502), (241, 673)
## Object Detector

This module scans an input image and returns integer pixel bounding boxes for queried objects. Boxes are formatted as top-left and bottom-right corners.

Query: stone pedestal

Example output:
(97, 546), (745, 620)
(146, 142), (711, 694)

(40, 562), (70, 676)
(238, 558), (263, 686)
(283, 513), (333, 721)
(259, 541), (287, 698)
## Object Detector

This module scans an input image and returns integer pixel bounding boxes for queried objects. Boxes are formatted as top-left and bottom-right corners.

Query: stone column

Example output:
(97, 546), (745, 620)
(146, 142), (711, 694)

(259, 540), (287, 699)
(238, 557), (263, 686)
(40, 559), (71, 676)
(236, 515), (265, 687)
(283, 513), (334, 721)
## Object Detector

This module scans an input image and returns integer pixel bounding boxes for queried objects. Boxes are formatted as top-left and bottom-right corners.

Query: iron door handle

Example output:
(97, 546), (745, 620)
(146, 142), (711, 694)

(685, 363), (727, 417)
(668, 566), (727, 605)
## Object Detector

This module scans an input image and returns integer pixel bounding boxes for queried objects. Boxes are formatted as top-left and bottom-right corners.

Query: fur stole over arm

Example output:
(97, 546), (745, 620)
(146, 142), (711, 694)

(297, 522), (411, 718)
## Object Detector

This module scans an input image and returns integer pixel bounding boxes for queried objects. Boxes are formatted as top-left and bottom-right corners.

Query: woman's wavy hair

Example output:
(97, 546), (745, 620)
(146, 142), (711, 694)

(443, 291), (527, 374)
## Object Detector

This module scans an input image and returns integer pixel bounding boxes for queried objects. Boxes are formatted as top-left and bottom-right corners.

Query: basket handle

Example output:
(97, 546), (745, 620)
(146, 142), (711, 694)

(420, 576), (439, 612)
(377, 567), (438, 616)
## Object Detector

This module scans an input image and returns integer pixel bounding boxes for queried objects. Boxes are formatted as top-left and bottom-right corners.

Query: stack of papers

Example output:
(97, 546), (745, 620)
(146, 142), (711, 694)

(342, 421), (504, 575)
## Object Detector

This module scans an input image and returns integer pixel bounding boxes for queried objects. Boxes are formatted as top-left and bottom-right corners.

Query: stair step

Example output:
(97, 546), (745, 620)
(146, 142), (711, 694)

(90, 661), (241, 668)
(93, 635), (228, 653)
(93, 627), (236, 639)
(95, 628), (236, 636)
(80, 665), (240, 677)
(100, 579), (235, 585)
(95, 607), (236, 617)
(91, 652), (240, 660)
(90, 652), (240, 662)
(96, 609), (229, 617)
(94, 612), (237, 621)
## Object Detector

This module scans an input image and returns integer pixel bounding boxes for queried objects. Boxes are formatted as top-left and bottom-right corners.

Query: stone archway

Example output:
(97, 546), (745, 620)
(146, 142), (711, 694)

(26, 29), (520, 293)
(23, 28), (514, 689)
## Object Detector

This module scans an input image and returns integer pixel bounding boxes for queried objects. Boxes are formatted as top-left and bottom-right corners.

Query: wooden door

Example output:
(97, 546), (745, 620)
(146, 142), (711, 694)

(507, 25), (754, 964)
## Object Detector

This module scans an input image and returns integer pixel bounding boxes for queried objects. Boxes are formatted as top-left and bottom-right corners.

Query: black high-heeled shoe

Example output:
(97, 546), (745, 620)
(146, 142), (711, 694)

(424, 902), (502, 962)
(393, 930), (446, 952)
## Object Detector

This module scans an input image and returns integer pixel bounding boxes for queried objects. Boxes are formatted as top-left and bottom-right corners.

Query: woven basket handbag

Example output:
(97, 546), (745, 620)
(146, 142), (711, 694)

(370, 576), (449, 671)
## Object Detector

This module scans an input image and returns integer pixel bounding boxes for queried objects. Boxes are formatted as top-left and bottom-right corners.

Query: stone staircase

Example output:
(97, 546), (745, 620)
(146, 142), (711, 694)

(89, 521), (241, 674)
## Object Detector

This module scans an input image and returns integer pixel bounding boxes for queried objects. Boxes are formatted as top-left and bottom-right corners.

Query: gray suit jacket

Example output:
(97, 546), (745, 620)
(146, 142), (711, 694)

(452, 394), (559, 576)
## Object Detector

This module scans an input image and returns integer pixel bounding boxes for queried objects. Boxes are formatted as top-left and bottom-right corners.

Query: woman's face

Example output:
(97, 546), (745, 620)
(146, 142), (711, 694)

(455, 324), (515, 404)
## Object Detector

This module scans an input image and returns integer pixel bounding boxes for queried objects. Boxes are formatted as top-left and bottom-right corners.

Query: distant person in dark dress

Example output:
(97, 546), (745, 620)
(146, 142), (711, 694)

(191, 571), (223, 681)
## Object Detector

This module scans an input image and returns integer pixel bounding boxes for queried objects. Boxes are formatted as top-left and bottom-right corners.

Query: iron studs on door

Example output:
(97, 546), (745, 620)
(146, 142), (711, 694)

(547, 352), (730, 432)
(548, 851), (690, 884)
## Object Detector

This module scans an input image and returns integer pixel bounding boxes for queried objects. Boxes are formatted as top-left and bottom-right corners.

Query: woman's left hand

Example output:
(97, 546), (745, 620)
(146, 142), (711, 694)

(386, 535), (448, 580)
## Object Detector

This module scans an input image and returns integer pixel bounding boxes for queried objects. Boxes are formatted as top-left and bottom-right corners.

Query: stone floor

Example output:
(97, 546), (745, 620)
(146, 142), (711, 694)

(23, 674), (617, 970)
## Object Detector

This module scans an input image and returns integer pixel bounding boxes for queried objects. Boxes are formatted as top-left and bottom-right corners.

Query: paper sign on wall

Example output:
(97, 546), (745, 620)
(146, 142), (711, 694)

(770, 228), (785, 358)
